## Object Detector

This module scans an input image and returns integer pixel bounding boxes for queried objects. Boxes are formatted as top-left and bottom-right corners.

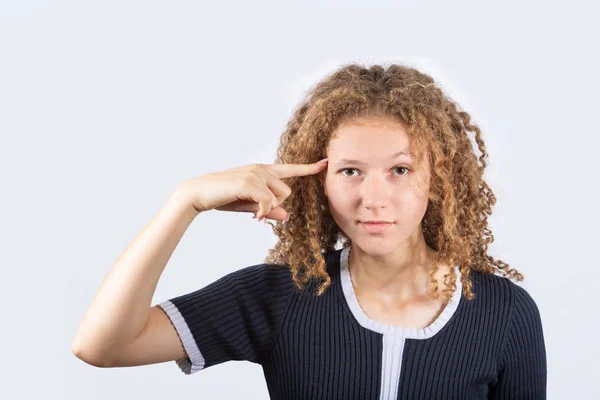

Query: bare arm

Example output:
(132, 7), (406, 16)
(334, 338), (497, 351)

(72, 188), (199, 366)
(71, 161), (325, 369)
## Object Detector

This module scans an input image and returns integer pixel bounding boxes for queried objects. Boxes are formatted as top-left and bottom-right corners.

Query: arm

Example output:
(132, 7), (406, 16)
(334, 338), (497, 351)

(72, 188), (199, 366)
(489, 284), (548, 398)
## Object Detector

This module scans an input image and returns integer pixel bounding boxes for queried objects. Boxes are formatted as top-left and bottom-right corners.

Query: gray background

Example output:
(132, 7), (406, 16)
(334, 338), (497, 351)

(1, 0), (598, 398)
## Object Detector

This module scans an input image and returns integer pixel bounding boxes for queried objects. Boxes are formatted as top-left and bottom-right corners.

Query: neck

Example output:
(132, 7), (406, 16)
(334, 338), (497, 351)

(348, 240), (448, 305)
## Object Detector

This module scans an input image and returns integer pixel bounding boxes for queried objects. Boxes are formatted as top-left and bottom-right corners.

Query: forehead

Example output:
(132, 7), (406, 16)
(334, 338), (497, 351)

(335, 115), (407, 131)
(328, 116), (412, 151)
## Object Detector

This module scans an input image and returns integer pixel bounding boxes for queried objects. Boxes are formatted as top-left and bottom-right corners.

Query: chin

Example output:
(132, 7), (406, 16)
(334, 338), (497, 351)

(348, 235), (398, 256)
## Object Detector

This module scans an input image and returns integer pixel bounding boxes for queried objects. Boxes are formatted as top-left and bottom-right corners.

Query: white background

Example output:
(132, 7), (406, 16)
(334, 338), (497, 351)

(1, 1), (598, 398)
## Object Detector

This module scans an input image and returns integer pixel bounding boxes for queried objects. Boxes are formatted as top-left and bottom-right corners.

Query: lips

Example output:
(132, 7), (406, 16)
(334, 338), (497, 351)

(360, 221), (393, 234)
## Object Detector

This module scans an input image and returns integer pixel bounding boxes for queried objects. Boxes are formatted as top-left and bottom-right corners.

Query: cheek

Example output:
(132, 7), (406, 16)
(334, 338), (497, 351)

(393, 194), (429, 227)
(324, 187), (355, 223)
(326, 192), (354, 217)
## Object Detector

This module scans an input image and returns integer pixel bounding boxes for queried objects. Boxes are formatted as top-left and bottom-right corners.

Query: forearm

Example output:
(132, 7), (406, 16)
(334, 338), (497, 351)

(72, 188), (199, 359)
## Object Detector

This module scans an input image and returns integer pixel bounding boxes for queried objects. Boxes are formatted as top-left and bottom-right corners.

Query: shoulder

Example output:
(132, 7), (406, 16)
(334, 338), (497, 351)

(168, 262), (295, 308)
(469, 270), (540, 307)
(227, 262), (294, 285)
(212, 262), (296, 298)
(467, 270), (543, 329)
(468, 272), (548, 394)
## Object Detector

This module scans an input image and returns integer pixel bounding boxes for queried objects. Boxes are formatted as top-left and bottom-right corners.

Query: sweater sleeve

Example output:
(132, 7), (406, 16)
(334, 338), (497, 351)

(489, 283), (548, 398)
(156, 263), (293, 375)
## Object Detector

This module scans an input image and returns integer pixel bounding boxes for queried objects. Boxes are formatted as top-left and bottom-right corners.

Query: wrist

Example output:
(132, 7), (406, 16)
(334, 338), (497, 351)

(170, 186), (201, 217)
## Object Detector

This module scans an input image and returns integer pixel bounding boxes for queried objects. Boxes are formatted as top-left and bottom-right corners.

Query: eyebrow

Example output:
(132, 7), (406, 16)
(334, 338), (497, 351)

(332, 150), (414, 167)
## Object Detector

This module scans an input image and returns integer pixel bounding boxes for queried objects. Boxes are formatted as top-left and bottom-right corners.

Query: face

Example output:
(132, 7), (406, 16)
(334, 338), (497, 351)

(320, 115), (431, 257)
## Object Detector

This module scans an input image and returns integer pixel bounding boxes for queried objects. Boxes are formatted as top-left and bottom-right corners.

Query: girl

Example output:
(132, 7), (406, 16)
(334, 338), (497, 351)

(73, 63), (547, 399)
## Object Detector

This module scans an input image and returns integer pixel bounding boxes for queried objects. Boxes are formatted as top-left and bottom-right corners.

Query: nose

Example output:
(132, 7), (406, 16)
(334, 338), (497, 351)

(360, 174), (390, 209)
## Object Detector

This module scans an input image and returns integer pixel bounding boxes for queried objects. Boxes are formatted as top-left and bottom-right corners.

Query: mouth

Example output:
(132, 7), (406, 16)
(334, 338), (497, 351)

(359, 221), (394, 234)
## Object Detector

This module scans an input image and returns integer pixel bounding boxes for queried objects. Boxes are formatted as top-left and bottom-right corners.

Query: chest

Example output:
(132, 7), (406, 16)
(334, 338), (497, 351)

(264, 292), (498, 400)
(356, 296), (449, 329)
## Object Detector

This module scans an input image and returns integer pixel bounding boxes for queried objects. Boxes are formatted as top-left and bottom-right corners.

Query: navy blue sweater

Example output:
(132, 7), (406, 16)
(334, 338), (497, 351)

(158, 246), (547, 399)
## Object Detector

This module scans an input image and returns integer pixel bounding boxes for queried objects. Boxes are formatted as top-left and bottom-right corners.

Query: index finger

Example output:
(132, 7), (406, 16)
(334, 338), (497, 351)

(264, 159), (328, 179)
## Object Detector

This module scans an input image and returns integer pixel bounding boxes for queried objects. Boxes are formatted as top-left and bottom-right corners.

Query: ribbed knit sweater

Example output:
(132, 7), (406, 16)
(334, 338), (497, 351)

(158, 246), (547, 399)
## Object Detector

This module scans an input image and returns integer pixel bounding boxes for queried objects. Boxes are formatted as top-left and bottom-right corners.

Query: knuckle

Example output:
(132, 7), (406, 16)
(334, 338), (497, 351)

(262, 192), (273, 202)
(248, 163), (263, 174)
(247, 167), (266, 182)
(240, 179), (255, 191)
(241, 171), (258, 185)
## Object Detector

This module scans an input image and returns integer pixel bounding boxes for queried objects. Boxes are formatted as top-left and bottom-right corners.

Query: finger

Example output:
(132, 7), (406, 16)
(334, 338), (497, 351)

(254, 206), (290, 222)
(266, 206), (290, 220)
(239, 203), (290, 222)
(247, 174), (280, 209)
(233, 198), (277, 213)
(232, 201), (259, 212)
(247, 183), (276, 221)
(237, 183), (270, 219)
(262, 175), (293, 208)
(264, 159), (328, 179)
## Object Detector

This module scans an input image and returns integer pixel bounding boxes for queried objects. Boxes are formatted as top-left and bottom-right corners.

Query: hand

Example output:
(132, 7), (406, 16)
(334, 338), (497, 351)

(175, 159), (328, 221)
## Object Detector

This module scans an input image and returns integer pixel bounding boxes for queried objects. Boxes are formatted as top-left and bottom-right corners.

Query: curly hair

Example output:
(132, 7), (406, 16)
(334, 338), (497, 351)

(263, 62), (524, 302)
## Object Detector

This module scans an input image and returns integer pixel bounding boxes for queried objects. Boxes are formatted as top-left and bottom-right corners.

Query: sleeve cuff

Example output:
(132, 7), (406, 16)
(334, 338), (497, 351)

(157, 300), (206, 375)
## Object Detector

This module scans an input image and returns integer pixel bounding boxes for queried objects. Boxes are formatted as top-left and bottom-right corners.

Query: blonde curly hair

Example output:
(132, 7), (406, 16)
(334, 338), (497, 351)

(263, 62), (524, 302)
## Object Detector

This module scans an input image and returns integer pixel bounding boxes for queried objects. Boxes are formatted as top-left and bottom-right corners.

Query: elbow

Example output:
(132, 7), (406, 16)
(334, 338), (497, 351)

(72, 342), (113, 368)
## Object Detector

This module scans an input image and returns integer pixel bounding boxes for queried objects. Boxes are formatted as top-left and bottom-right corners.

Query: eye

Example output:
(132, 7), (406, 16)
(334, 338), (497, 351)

(337, 166), (411, 177)
(339, 168), (359, 177)
(393, 166), (411, 176)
